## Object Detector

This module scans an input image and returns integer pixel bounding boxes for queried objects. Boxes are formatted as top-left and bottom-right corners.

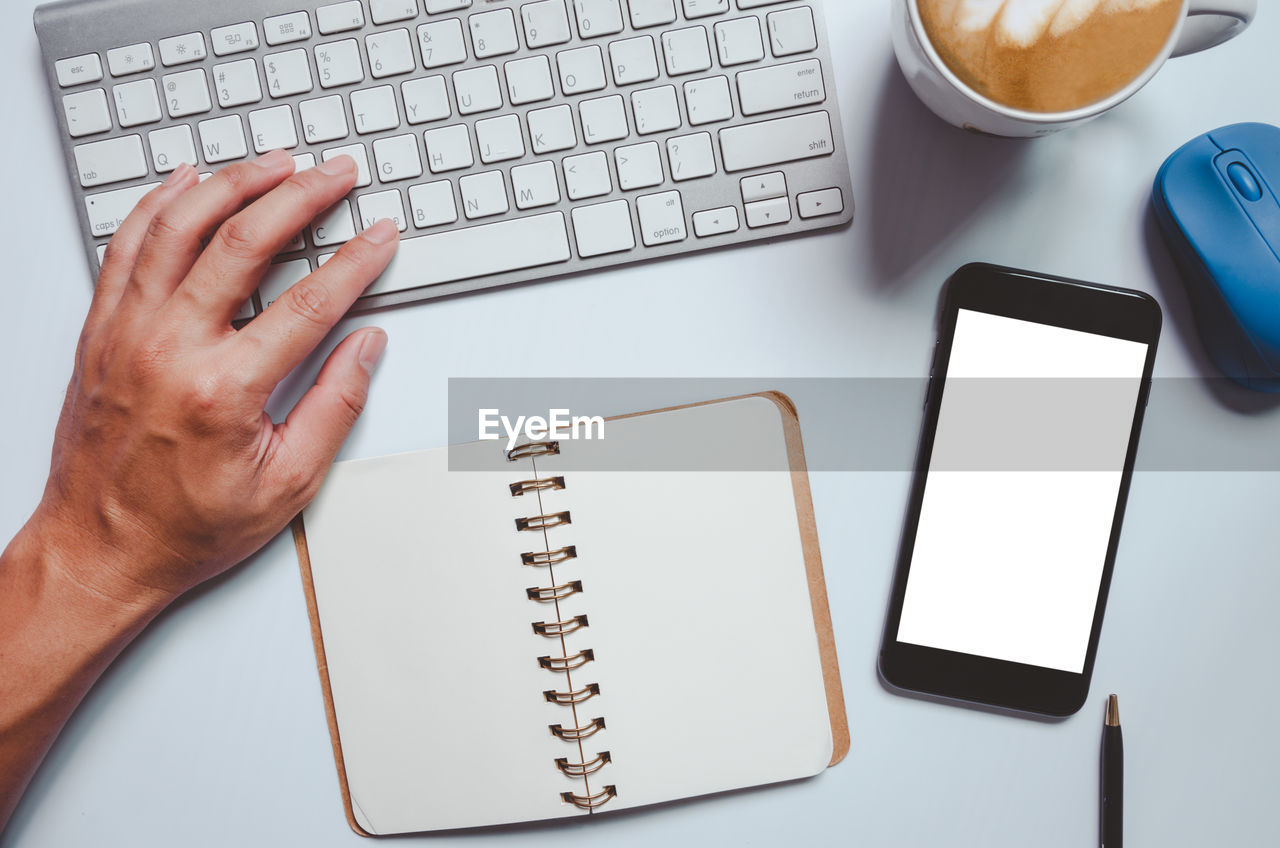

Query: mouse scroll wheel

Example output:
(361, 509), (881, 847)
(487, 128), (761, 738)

(1226, 162), (1263, 202)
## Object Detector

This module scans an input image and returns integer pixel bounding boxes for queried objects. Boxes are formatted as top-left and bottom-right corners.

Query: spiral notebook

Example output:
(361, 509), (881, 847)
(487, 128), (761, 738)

(294, 393), (848, 836)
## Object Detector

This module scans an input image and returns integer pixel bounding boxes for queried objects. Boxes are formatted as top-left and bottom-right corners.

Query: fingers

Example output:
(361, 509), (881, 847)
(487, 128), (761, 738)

(231, 219), (399, 396)
(174, 156), (359, 327)
(119, 150), (298, 310)
(269, 328), (387, 504)
(88, 165), (199, 329)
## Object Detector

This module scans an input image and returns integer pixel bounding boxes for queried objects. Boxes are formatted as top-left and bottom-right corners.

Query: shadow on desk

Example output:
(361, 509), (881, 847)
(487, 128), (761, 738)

(864, 59), (1029, 286)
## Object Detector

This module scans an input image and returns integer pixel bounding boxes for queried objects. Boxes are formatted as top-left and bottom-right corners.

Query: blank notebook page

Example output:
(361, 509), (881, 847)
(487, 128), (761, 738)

(302, 396), (834, 834)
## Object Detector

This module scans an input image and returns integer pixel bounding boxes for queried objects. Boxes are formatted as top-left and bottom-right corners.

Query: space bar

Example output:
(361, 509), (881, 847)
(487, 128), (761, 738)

(361, 212), (571, 298)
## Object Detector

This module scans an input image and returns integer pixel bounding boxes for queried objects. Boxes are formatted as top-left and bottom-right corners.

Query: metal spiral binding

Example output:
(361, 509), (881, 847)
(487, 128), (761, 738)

(509, 440), (616, 813)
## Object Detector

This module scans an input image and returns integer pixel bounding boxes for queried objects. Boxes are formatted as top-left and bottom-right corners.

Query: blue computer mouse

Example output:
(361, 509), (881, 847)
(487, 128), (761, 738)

(1153, 122), (1280, 393)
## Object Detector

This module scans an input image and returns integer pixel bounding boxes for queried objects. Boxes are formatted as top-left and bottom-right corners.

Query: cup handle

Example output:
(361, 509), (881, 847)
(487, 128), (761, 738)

(1172, 0), (1256, 57)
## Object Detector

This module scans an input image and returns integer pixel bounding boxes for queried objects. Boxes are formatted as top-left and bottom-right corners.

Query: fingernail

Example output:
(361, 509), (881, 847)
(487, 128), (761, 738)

(363, 218), (399, 245)
(163, 163), (196, 188)
(358, 329), (388, 375)
(318, 154), (356, 176)
(253, 149), (293, 170)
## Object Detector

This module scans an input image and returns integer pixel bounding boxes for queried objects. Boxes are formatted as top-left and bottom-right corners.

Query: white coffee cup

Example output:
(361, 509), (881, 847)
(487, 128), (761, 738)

(891, 0), (1256, 137)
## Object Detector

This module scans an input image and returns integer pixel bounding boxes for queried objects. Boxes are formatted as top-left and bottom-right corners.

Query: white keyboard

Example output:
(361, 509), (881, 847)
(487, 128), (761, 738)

(37, 0), (854, 314)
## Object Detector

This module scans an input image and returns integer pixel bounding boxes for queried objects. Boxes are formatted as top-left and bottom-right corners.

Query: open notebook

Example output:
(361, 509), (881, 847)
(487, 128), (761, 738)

(295, 393), (848, 835)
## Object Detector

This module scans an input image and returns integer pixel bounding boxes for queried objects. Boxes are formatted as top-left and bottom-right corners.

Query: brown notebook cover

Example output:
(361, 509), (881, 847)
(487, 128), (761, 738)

(293, 392), (848, 836)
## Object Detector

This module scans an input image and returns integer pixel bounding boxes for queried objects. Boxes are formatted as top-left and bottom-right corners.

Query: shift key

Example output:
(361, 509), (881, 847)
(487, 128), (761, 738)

(719, 110), (834, 173)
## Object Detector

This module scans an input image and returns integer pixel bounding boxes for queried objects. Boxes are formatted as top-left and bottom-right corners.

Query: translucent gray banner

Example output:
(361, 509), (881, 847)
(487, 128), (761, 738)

(446, 378), (1280, 472)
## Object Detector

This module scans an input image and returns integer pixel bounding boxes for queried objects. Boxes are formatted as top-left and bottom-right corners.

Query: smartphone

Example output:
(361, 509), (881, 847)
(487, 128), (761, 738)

(879, 264), (1161, 716)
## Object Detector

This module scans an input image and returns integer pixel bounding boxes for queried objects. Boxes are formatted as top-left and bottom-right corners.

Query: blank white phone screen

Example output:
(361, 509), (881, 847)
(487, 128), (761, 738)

(896, 309), (1149, 673)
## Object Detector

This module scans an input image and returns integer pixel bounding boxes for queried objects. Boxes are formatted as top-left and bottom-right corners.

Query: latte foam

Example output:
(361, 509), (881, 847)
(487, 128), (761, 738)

(919, 0), (1183, 113)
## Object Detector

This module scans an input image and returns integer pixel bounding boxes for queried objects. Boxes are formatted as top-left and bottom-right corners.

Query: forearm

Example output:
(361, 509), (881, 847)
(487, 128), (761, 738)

(0, 513), (167, 832)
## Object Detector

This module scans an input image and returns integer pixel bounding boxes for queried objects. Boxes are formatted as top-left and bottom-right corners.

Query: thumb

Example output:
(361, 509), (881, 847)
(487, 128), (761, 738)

(270, 328), (387, 500)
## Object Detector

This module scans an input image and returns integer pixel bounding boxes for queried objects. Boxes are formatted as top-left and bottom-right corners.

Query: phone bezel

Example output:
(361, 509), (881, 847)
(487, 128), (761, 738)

(878, 263), (1162, 717)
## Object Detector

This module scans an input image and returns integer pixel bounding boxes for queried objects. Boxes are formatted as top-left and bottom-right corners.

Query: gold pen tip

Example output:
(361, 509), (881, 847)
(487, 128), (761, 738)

(1105, 694), (1120, 727)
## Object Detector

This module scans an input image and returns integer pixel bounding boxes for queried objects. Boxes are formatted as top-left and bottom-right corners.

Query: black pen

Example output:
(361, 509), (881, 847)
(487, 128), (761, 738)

(1101, 694), (1123, 848)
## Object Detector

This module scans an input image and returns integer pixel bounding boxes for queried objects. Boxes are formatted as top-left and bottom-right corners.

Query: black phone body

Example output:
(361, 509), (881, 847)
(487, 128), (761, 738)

(879, 264), (1161, 717)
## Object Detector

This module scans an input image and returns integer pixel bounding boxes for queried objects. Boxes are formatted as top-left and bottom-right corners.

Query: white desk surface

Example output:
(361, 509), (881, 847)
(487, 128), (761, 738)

(3, 3), (1278, 846)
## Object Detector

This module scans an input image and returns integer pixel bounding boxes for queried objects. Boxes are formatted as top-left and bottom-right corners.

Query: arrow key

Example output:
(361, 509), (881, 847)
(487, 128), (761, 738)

(693, 205), (740, 237)
(797, 187), (844, 219)
(744, 196), (790, 229)
(740, 170), (786, 203)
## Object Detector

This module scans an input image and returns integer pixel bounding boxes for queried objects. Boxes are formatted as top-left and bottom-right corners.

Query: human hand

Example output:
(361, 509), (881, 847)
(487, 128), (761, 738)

(31, 150), (398, 611)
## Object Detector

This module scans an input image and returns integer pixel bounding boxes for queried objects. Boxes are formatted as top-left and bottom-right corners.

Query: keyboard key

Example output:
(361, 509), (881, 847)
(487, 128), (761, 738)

(615, 141), (663, 190)
(682, 0), (728, 18)
(107, 43), (155, 76)
(350, 86), (401, 134)
(113, 79), (162, 127)
(312, 199), (357, 245)
(797, 187), (843, 218)
(504, 55), (555, 105)
(684, 75), (733, 125)
(408, 180), (457, 227)
(300, 95), (349, 143)
(85, 181), (160, 236)
(563, 150), (611, 199)
(571, 199), (633, 257)
(418, 20), (468, 68)
(475, 114), (525, 163)
(363, 211), (570, 295)
(259, 258), (313, 308)
(737, 58), (825, 116)
(425, 0), (472, 11)
(315, 39), (365, 88)
(423, 124), (474, 172)
(511, 160), (560, 209)
(573, 0), (625, 38)
(744, 195), (790, 228)
(715, 17), (764, 65)
(521, 0), (572, 48)
(74, 135), (148, 187)
(357, 189), (409, 230)
(211, 22), (260, 56)
(579, 94), (628, 144)
(265, 49), (314, 97)
(370, 0), (420, 25)
(367, 29), (417, 78)
(372, 133), (423, 181)
(460, 170), (509, 219)
(249, 104), (299, 152)
(609, 36), (659, 86)
(661, 26), (711, 76)
(636, 190), (686, 245)
(163, 69), (213, 118)
(692, 205), (738, 236)
(63, 89), (112, 138)
(627, 0), (676, 29)
(402, 76), (451, 123)
(264, 12), (314, 46)
(718, 110), (832, 172)
(214, 59), (264, 108)
(148, 124), (198, 171)
(740, 170), (785, 202)
(453, 65), (502, 114)
(198, 114), (248, 163)
(469, 8), (520, 58)
(158, 33), (208, 66)
(556, 45), (606, 95)
(292, 152), (317, 171)
(767, 7), (818, 57)
(631, 85), (680, 135)
(737, 0), (793, 6)
(667, 131), (716, 180)
(56, 54), (104, 87)
(527, 104), (576, 153)
(317, 1), (365, 34)
(323, 143), (373, 187)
